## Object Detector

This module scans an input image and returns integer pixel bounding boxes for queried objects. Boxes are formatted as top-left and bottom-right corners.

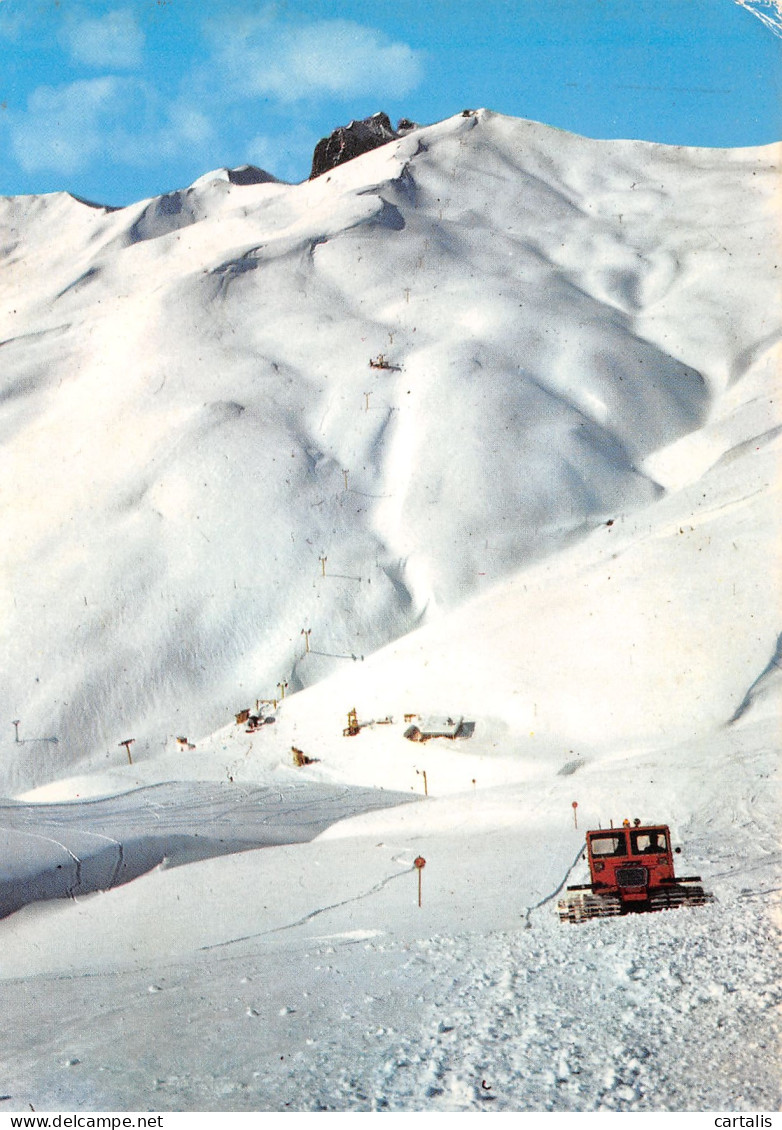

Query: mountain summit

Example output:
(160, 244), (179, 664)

(309, 111), (416, 177)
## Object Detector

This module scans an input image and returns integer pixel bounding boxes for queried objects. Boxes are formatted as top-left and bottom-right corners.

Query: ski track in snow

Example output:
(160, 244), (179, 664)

(200, 862), (416, 952)
(0, 782), (414, 919)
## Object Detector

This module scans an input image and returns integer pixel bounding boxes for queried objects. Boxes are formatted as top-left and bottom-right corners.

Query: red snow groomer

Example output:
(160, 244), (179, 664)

(558, 820), (713, 923)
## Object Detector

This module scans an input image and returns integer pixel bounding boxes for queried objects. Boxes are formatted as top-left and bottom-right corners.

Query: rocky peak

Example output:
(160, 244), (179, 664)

(309, 113), (416, 179)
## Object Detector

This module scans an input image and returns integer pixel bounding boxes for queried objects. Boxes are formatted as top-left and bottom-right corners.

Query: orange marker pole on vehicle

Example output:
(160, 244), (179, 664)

(414, 856), (426, 907)
(572, 801), (578, 829)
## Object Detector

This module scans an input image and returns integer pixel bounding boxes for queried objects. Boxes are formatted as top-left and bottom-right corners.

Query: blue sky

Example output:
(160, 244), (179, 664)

(0, 0), (780, 205)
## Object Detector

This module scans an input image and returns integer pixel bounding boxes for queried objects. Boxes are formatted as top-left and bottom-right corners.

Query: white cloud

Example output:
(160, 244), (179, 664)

(245, 134), (284, 169)
(10, 77), (134, 175)
(10, 78), (215, 177)
(245, 128), (317, 180)
(60, 9), (145, 69)
(211, 16), (425, 103)
(115, 103), (216, 166)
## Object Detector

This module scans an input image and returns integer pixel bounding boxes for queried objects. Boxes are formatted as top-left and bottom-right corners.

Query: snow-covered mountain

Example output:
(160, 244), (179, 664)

(1, 108), (779, 793)
(0, 110), (780, 1113)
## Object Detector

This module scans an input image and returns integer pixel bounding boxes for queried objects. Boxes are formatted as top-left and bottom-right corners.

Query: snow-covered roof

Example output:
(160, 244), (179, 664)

(412, 715), (464, 737)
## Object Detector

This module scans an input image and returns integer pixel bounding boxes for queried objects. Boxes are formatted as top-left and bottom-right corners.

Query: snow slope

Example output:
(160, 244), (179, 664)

(1, 713), (779, 1111)
(1, 109), (779, 791)
(0, 111), (779, 1112)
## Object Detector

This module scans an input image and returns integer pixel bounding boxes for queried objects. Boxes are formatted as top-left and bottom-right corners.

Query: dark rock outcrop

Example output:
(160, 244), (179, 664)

(226, 165), (278, 186)
(309, 113), (416, 179)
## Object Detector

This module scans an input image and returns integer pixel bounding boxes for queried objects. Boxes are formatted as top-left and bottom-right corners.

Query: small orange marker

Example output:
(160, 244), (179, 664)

(414, 856), (426, 907)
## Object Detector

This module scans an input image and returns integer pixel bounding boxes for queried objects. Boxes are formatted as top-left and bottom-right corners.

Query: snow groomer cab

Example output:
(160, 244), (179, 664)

(558, 819), (712, 922)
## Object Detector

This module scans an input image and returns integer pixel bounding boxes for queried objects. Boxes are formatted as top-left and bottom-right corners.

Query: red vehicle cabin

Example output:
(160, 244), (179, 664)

(587, 825), (674, 904)
(559, 820), (711, 922)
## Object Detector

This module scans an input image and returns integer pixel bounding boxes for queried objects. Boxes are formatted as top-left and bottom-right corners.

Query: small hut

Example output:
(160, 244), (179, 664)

(403, 715), (468, 742)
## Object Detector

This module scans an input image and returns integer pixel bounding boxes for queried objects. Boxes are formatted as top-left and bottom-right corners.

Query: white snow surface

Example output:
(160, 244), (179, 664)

(0, 111), (780, 1112)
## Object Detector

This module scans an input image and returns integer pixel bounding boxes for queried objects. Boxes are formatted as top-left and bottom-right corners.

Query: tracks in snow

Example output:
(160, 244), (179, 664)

(0, 782), (413, 920)
(346, 893), (782, 1112)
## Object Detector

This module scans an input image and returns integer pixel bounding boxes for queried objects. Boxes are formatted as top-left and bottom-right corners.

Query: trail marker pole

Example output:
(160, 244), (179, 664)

(342, 469), (349, 490)
(319, 556), (327, 576)
(572, 801), (578, 829)
(301, 628), (311, 653)
(120, 738), (135, 765)
(414, 856), (426, 907)
(11, 720), (20, 743)
(277, 681), (288, 700)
